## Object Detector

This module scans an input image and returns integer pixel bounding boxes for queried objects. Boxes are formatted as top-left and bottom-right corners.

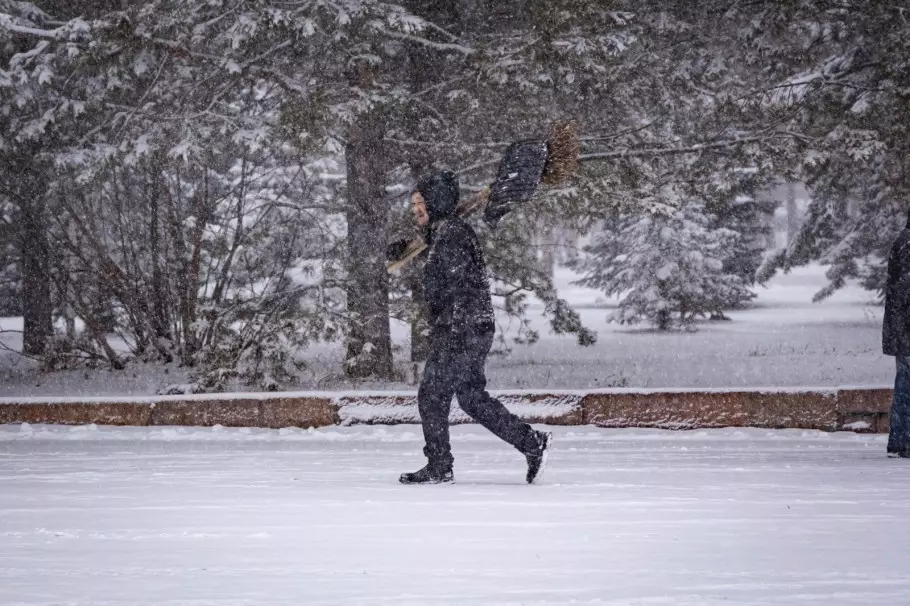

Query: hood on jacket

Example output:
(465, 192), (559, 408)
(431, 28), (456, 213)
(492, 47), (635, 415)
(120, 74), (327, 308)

(413, 170), (460, 223)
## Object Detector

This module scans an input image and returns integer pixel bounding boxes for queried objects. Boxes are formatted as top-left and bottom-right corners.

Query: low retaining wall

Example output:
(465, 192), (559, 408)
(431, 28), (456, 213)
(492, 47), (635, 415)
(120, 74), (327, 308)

(0, 386), (893, 433)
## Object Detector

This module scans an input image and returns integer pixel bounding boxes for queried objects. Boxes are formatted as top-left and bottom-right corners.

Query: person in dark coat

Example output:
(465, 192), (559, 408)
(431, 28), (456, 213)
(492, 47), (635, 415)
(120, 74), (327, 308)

(883, 208), (910, 458)
(393, 170), (552, 484)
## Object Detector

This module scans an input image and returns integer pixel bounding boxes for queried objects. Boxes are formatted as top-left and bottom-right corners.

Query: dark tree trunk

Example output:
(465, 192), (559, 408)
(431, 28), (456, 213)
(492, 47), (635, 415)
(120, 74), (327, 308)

(148, 164), (173, 362)
(344, 117), (394, 379)
(20, 196), (53, 355)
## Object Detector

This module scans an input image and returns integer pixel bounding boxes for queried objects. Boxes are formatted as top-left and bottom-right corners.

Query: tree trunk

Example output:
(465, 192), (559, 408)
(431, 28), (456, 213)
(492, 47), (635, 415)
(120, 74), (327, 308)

(344, 117), (394, 379)
(148, 166), (173, 362)
(20, 197), (53, 355)
(180, 167), (212, 366)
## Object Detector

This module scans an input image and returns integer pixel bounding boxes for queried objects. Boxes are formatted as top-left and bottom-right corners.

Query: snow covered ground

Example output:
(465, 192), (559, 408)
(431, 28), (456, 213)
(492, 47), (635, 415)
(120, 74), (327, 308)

(0, 264), (890, 397)
(2, 424), (908, 605)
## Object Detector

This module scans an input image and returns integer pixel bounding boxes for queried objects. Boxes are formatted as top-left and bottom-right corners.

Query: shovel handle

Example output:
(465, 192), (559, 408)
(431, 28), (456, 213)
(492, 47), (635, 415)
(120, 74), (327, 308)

(386, 238), (428, 274)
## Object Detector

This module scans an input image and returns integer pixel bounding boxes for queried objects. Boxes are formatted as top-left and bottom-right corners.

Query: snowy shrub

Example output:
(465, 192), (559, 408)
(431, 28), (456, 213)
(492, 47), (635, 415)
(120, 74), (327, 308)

(189, 290), (326, 392)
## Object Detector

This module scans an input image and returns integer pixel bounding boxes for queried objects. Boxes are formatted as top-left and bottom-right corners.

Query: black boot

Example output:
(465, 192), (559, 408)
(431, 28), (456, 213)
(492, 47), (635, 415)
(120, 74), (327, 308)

(526, 431), (553, 484)
(399, 463), (454, 485)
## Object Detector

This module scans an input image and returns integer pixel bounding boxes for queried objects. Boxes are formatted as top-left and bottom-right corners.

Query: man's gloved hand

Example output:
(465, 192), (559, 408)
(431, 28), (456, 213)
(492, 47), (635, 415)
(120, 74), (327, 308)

(386, 239), (409, 262)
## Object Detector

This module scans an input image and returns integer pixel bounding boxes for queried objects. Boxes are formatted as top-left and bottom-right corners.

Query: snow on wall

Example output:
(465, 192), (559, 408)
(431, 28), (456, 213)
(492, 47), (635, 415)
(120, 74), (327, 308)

(336, 394), (583, 426)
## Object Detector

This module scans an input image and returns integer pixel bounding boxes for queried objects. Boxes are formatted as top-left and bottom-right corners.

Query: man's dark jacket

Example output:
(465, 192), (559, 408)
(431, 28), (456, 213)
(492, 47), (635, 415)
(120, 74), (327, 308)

(405, 171), (495, 340)
(883, 213), (910, 355)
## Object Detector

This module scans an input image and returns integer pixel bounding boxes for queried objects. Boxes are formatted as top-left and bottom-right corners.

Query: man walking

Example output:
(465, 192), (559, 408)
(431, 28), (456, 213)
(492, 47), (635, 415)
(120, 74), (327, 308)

(883, 208), (910, 458)
(394, 170), (552, 484)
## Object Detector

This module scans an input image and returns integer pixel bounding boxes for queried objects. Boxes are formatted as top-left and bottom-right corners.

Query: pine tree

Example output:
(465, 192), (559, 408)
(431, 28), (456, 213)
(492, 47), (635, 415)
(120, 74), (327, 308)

(700, 168), (778, 286)
(725, 2), (910, 300)
(6, 0), (905, 387)
(575, 191), (754, 331)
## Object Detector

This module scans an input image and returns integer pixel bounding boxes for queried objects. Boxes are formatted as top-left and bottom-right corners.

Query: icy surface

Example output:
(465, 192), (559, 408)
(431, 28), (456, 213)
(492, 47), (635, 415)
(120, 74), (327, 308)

(2, 424), (908, 605)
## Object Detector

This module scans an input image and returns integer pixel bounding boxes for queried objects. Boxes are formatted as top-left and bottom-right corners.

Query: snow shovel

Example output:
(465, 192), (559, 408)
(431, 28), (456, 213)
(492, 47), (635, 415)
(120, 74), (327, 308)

(386, 120), (579, 273)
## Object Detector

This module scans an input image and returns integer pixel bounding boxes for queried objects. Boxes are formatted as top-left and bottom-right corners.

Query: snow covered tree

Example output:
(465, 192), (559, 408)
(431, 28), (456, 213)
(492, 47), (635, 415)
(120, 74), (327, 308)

(0, 2), (79, 354)
(697, 167), (778, 286)
(717, 2), (910, 301)
(575, 189), (754, 331)
(359, 0), (636, 363)
(6, 0), (902, 387)
(1, 0), (608, 384)
(494, 2), (788, 306)
(0, 1), (359, 385)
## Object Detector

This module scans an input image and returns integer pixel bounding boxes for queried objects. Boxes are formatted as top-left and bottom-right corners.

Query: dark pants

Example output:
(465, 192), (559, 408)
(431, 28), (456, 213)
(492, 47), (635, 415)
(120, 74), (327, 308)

(418, 326), (539, 469)
(888, 356), (910, 455)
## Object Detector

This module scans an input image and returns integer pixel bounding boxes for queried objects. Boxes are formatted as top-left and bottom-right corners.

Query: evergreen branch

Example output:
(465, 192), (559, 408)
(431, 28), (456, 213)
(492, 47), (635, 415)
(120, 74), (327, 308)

(271, 200), (346, 213)
(422, 20), (461, 42)
(456, 156), (500, 175)
(410, 96), (448, 125)
(195, 4), (241, 32)
(734, 60), (882, 105)
(579, 133), (795, 161)
(380, 30), (473, 56)
(386, 138), (512, 149)
(147, 37), (309, 94)
(580, 120), (658, 143)
(8, 38), (48, 64)
(242, 39), (293, 71)
(412, 76), (468, 98)
(461, 129), (804, 174)
(0, 13), (62, 39)
(115, 55), (169, 141)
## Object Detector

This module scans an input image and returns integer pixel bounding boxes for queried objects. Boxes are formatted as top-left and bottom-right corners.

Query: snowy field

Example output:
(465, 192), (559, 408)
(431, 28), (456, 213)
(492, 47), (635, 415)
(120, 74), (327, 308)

(0, 264), (890, 397)
(2, 424), (909, 605)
